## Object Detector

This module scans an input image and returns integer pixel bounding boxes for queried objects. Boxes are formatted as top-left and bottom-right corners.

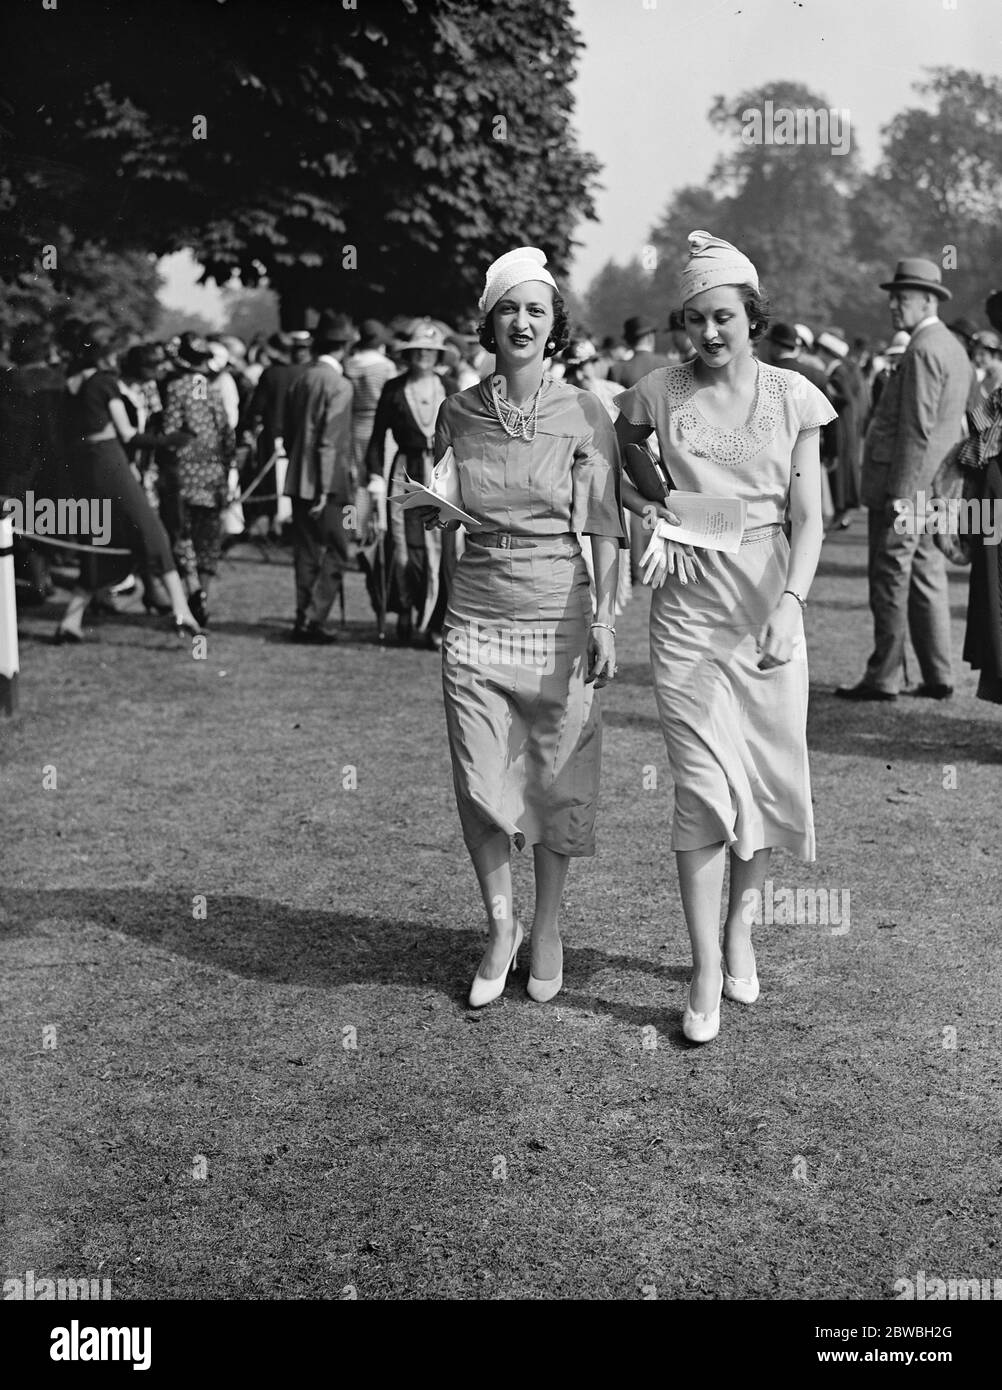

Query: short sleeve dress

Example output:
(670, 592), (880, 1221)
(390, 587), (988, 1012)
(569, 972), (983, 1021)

(436, 377), (626, 855)
(614, 361), (836, 862)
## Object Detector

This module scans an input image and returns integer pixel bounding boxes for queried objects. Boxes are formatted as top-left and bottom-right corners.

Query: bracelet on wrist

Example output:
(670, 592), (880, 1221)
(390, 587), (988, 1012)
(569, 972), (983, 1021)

(783, 589), (806, 610)
(590, 622), (616, 636)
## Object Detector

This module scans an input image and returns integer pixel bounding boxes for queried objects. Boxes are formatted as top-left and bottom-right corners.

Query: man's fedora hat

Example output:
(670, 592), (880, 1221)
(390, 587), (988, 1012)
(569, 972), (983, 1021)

(623, 315), (657, 342)
(394, 318), (448, 355)
(766, 321), (799, 352)
(315, 311), (358, 345)
(879, 258), (952, 301)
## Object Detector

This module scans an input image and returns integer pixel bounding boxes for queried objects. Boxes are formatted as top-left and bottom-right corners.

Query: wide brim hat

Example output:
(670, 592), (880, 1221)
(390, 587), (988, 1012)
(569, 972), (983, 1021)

(394, 318), (448, 355)
(879, 258), (952, 301)
(177, 333), (214, 366)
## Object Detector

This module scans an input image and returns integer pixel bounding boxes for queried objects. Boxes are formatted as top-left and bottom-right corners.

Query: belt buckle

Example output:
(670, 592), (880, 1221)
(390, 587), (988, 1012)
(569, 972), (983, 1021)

(498, 533), (511, 549)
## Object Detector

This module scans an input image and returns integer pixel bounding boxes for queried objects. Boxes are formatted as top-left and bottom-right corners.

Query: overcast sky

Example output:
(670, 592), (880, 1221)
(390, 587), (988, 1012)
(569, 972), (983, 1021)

(160, 0), (1002, 320)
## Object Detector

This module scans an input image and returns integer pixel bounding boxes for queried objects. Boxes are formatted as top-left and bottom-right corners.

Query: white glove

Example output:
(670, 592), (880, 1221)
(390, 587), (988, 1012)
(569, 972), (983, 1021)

(640, 532), (669, 588)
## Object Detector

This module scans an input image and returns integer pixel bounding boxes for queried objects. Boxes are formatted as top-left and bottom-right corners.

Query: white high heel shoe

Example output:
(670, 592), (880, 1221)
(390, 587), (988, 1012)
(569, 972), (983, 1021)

(682, 965), (723, 1043)
(527, 940), (563, 1003)
(723, 956), (760, 1004)
(468, 922), (523, 1009)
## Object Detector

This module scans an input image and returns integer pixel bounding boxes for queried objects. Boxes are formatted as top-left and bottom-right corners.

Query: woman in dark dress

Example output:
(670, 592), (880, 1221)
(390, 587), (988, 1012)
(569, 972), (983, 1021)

(54, 326), (201, 642)
(365, 320), (452, 646)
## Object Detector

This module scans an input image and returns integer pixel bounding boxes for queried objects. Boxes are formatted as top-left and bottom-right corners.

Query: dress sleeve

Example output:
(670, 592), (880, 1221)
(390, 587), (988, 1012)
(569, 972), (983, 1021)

(433, 395), (453, 460)
(365, 379), (395, 480)
(792, 374), (838, 432)
(571, 392), (628, 545)
(611, 370), (662, 430)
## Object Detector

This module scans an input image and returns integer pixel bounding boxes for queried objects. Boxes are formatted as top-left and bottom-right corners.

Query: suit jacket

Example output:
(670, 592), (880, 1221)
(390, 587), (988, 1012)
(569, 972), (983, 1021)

(607, 350), (669, 389)
(242, 361), (311, 448)
(861, 319), (974, 508)
(282, 358), (354, 503)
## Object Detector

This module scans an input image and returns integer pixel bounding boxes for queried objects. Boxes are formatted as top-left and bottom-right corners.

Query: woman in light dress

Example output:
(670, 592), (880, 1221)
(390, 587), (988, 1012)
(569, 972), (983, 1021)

(614, 232), (835, 1042)
(425, 248), (626, 1007)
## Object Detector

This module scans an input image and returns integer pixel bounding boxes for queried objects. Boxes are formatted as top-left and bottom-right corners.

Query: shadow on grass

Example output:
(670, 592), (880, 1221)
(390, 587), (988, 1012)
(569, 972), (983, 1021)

(805, 699), (1002, 763)
(2, 887), (693, 1037)
(604, 696), (1002, 763)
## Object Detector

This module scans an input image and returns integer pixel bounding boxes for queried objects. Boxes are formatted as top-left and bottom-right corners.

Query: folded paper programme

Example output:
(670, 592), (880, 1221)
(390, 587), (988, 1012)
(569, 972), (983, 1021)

(389, 450), (478, 527)
(650, 492), (748, 553)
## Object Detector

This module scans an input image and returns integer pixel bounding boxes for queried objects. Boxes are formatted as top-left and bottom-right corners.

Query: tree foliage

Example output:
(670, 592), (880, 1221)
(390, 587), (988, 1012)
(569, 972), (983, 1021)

(589, 69), (1001, 345)
(856, 68), (1002, 317)
(0, 0), (599, 326)
(0, 231), (162, 345)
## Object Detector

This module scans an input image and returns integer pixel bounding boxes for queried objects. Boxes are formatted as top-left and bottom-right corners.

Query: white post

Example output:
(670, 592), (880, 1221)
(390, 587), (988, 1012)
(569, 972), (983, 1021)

(0, 509), (19, 715)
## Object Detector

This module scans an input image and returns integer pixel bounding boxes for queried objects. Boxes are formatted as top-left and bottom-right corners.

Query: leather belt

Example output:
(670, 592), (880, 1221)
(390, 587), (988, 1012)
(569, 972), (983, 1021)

(469, 531), (573, 550)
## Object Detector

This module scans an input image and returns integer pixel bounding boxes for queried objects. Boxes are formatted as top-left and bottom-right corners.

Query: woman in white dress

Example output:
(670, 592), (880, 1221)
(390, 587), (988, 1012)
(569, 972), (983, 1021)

(614, 232), (835, 1043)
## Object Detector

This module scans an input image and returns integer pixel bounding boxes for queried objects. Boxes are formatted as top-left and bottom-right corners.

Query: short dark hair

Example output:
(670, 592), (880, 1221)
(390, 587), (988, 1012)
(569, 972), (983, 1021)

(739, 284), (770, 342)
(477, 290), (570, 359)
(121, 343), (163, 377)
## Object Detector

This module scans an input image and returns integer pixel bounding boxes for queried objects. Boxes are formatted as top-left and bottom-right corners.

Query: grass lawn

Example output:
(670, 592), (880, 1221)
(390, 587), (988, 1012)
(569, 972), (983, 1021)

(1, 526), (999, 1300)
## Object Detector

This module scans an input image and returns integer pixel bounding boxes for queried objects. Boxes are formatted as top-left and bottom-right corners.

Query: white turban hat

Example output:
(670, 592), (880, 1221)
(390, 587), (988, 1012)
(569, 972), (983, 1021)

(478, 246), (559, 315)
(678, 230), (759, 306)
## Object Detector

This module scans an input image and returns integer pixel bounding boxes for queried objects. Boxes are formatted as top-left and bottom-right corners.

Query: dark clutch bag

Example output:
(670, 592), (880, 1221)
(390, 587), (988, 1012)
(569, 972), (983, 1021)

(623, 442), (675, 501)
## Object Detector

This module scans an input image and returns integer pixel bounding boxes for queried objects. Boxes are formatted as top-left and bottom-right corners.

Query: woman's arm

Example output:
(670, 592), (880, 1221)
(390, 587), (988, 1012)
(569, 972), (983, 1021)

(784, 425), (825, 601)
(587, 533), (618, 689)
(108, 395), (139, 445)
(614, 415), (655, 517)
(613, 413), (700, 585)
(756, 426), (824, 668)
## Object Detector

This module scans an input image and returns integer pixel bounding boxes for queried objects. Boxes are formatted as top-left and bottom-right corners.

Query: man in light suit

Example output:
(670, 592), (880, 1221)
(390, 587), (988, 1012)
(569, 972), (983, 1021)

(837, 258), (975, 700)
(283, 312), (357, 643)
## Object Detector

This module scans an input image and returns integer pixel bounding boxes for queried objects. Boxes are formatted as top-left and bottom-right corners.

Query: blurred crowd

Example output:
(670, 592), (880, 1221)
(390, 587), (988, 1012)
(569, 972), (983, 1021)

(1, 285), (1001, 684)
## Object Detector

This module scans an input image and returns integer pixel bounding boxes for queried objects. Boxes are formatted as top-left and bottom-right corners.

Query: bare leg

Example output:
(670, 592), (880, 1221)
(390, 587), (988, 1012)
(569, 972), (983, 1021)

(469, 829), (518, 980)
(530, 845), (569, 981)
(676, 843), (726, 1012)
(162, 569), (199, 627)
(56, 587), (91, 638)
(723, 847), (771, 979)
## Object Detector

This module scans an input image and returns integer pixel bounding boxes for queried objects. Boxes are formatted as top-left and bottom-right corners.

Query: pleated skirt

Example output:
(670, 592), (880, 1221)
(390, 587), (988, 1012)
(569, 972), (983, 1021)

(441, 533), (600, 855)
(649, 526), (815, 862)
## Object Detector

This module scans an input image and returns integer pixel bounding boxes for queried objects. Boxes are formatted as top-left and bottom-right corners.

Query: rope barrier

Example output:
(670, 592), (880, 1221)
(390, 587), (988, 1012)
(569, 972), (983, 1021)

(10, 528), (133, 556)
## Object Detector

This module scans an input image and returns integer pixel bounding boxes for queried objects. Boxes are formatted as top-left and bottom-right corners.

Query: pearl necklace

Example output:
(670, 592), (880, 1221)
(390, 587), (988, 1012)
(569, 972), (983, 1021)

(489, 374), (544, 441)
